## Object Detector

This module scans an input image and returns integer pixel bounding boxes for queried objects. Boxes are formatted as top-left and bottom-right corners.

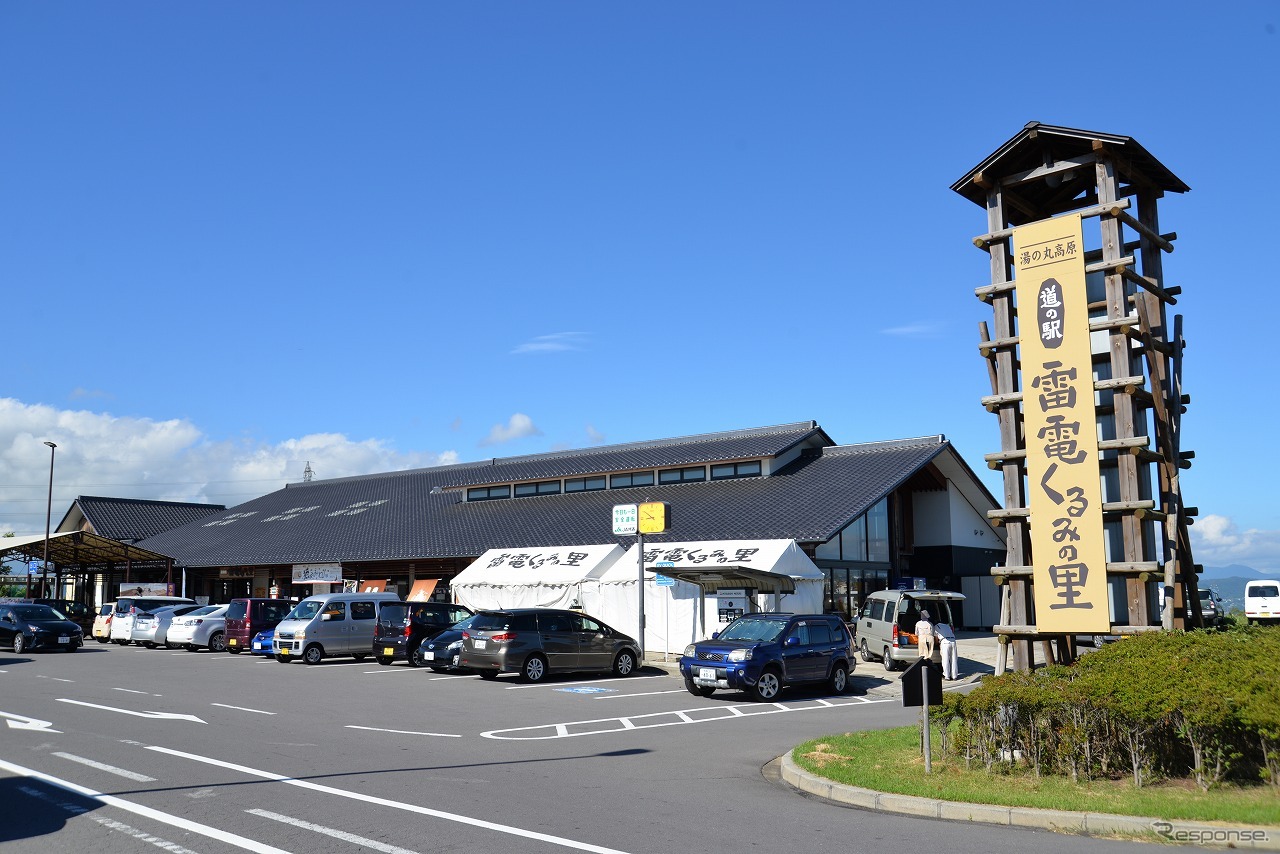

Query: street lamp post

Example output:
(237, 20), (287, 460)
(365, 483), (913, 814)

(40, 441), (57, 599)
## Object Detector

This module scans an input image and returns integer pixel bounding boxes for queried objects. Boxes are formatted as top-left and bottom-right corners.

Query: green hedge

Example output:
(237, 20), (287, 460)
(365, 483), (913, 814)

(939, 626), (1280, 790)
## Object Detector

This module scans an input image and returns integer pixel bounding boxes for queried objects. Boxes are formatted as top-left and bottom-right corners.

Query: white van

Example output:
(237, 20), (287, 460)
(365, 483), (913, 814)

(272, 591), (402, 665)
(1244, 580), (1280, 625)
(854, 588), (965, 671)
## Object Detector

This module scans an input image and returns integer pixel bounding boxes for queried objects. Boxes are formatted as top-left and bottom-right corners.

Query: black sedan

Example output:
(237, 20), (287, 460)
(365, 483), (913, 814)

(0, 604), (84, 653)
(416, 614), (481, 672)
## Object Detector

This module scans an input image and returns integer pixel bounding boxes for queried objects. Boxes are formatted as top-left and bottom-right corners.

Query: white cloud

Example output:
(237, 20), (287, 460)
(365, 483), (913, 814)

(880, 322), (945, 337)
(0, 398), (457, 536)
(585, 424), (605, 445)
(510, 332), (588, 355)
(478, 413), (542, 447)
(1191, 514), (1280, 575)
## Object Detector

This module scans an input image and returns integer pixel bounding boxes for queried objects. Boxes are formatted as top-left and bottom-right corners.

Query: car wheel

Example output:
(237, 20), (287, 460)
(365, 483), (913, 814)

(478, 669), (498, 680)
(860, 639), (873, 662)
(13, 635), (27, 654)
(376, 655), (394, 666)
(751, 669), (782, 702)
(883, 647), (897, 672)
(303, 644), (324, 665)
(275, 653), (292, 663)
(828, 663), (849, 694)
(208, 632), (227, 653)
(407, 647), (425, 668)
(521, 654), (548, 683)
(165, 642), (180, 650)
(684, 677), (715, 698)
(612, 650), (637, 677)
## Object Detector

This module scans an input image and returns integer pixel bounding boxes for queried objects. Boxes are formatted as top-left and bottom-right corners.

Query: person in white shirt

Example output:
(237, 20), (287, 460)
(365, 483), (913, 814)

(934, 620), (958, 679)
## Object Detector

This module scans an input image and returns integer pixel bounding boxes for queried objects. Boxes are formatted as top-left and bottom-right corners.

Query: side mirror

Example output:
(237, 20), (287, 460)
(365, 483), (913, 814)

(321, 613), (333, 621)
(784, 636), (800, 647)
(711, 631), (720, 640)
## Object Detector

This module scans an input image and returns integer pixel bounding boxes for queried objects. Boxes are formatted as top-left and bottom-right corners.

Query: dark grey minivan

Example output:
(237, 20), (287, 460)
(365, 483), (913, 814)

(460, 608), (641, 683)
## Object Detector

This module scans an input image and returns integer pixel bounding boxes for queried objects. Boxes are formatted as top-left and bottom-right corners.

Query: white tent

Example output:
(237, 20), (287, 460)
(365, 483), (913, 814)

(451, 544), (626, 612)
(582, 539), (825, 655)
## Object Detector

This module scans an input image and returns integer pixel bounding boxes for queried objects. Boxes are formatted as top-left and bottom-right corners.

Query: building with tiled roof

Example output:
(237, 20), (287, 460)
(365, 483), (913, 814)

(57, 496), (227, 544)
(134, 422), (1006, 626)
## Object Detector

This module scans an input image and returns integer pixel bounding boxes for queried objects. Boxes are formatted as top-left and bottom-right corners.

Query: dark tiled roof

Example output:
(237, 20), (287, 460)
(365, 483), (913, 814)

(139, 433), (955, 568)
(434, 421), (827, 487)
(71, 496), (227, 542)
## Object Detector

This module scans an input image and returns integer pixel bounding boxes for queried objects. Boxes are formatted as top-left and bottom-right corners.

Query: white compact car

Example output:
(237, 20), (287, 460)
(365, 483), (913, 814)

(166, 605), (229, 652)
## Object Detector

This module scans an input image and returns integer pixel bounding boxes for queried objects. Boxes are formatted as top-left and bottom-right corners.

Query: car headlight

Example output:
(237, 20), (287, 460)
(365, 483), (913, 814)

(728, 648), (753, 662)
(295, 631), (305, 639)
(682, 644), (696, 657)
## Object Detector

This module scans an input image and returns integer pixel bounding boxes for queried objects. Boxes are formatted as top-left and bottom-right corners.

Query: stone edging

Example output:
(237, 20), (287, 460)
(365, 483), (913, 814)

(778, 752), (1280, 850)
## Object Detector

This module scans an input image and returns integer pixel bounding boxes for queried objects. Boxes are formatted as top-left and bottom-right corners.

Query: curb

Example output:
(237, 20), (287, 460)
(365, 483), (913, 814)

(778, 753), (1280, 850)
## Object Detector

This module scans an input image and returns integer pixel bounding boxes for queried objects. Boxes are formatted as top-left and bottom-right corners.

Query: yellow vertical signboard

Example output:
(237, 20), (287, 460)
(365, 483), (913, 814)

(1014, 213), (1110, 633)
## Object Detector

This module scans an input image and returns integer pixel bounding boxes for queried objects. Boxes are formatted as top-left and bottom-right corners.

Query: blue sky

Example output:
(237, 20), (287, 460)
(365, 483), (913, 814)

(2, 3), (1277, 572)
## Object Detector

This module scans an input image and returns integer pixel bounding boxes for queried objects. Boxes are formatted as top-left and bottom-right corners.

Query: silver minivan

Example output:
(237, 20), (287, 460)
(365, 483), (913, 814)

(854, 589), (964, 671)
(272, 592), (402, 665)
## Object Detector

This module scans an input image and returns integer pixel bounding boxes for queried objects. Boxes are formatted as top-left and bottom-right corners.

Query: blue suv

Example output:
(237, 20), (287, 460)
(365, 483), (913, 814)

(679, 613), (854, 701)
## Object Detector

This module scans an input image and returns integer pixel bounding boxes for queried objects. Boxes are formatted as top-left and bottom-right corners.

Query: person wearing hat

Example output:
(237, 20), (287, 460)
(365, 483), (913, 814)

(914, 608), (935, 659)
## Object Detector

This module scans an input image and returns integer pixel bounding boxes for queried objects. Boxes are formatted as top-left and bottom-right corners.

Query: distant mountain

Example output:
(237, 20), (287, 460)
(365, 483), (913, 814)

(1199, 564), (1269, 581)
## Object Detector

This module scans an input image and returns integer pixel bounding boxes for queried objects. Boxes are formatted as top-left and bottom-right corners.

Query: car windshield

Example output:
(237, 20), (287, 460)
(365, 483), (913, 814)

(11, 605), (63, 620)
(450, 614), (480, 631)
(187, 606), (220, 617)
(286, 600), (323, 621)
(717, 617), (786, 643)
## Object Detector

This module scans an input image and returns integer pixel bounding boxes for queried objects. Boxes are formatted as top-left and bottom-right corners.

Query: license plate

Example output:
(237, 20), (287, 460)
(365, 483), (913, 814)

(280, 648), (290, 655)
(474, 640), (487, 650)
(699, 667), (716, 680)
(383, 647), (395, 656)
(58, 636), (70, 644)
(228, 639), (237, 645)
(422, 650), (435, 661)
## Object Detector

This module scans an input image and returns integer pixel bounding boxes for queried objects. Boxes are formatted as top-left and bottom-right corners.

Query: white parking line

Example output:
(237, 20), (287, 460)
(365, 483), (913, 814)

(344, 725), (459, 738)
(592, 689), (686, 700)
(35, 675), (75, 683)
(19, 785), (201, 854)
(53, 752), (157, 782)
(148, 745), (636, 854)
(502, 674), (667, 690)
(211, 703), (276, 715)
(112, 688), (160, 696)
(248, 809), (416, 854)
(482, 694), (890, 740)
(0, 758), (290, 854)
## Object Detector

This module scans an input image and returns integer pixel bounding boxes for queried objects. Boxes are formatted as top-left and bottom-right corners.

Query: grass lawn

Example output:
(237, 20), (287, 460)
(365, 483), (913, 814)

(793, 726), (1280, 828)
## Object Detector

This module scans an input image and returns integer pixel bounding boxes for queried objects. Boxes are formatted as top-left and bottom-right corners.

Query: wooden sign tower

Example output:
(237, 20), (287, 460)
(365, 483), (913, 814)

(952, 122), (1198, 673)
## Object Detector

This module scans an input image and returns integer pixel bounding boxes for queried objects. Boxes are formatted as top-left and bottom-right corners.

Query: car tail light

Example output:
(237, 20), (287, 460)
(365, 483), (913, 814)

(403, 624), (412, 638)
(488, 632), (516, 643)
(462, 631), (471, 639)
(892, 623), (901, 647)
(130, 606), (138, 614)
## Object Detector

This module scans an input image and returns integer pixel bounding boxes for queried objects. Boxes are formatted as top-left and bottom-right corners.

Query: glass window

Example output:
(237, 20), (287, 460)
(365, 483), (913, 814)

(790, 623), (811, 645)
(659, 466), (706, 484)
(611, 471), (655, 488)
(575, 615), (603, 633)
(514, 481), (561, 497)
(565, 476), (606, 493)
(866, 499), (890, 562)
(809, 622), (833, 645)
(467, 485), (511, 501)
(323, 602), (346, 621)
(351, 602), (375, 620)
(711, 461), (762, 480)
(842, 516), (867, 562)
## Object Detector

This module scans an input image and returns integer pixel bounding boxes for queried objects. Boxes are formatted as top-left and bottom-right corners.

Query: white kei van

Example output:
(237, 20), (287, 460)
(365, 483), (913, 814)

(272, 591), (402, 665)
(1244, 580), (1280, 625)
(854, 588), (965, 671)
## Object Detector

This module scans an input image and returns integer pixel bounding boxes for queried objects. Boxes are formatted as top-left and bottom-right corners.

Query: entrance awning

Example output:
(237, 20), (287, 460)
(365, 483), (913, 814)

(645, 564), (798, 594)
(0, 531), (171, 568)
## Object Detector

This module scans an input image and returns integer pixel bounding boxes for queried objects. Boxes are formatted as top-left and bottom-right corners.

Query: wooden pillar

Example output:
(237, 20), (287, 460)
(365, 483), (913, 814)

(987, 186), (1032, 672)
(1097, 154), (1148, 627)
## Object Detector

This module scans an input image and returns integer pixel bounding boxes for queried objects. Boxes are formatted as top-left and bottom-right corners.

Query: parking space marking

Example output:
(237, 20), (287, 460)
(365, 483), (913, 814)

(53, 752), (158, 782)
(150, 745), (636, 853)
(248, 808), (418, 854)
(502, 673), (668, 691)
(112, 688), (159, 696)
(481, 694), (890, 740)
(0, 758), (291, 854)
(211, 703), (276, 715)
(19, 784), (202, 854)
(36, 675), (75, 683)
(592, 688), (686, 700)
(345, 725), (460, 738)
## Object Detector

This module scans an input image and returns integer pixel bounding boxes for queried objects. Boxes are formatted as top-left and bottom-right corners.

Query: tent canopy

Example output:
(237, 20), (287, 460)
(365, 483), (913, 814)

(0, 531), (171, 568)
(452, 544), (625, 589)
(602, 538), (823, 593)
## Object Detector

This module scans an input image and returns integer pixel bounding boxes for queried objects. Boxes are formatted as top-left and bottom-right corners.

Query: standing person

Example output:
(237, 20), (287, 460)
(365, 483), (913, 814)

(914, 609), (935, 659)
(935, 620), (958, 680)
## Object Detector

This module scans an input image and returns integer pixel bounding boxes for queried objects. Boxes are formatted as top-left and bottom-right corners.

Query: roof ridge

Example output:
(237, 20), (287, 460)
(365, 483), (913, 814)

(823, 435), (947, 454)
